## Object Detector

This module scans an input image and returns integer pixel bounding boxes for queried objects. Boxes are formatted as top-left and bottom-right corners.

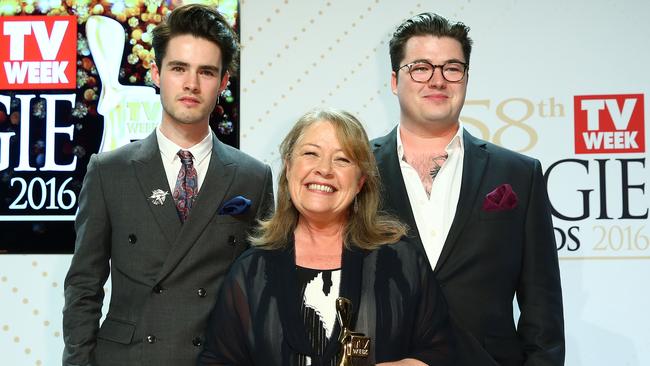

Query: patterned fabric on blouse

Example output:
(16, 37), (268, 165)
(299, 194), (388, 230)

(295, 266), (341, 366)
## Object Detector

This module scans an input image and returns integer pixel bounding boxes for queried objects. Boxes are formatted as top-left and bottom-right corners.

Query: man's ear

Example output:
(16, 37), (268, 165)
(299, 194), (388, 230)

(390, 71), (398, 95)
(151, 62), (161, 88)
(218, 71), (230, 94)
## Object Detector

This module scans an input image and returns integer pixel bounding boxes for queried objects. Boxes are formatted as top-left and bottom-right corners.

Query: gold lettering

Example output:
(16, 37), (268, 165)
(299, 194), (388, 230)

(460, 99), (491, 140)
(494, 98), (538, 152)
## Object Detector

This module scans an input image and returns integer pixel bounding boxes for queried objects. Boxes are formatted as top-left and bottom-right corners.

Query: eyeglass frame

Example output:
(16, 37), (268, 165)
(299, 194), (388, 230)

(397, 60), (469, 83)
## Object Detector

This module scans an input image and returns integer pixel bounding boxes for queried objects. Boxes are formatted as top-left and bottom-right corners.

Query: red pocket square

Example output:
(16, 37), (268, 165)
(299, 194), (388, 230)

(482, 184), (518, 212)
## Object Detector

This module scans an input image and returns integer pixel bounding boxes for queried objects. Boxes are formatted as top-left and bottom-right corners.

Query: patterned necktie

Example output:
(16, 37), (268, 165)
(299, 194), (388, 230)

(173, 150), (198, 223)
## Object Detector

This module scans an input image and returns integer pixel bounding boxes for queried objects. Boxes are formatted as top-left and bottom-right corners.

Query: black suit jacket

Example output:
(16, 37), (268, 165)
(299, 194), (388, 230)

(62, 131), (274, 366)
(198, 240), (453, 366)
(372, 127), (564, 366)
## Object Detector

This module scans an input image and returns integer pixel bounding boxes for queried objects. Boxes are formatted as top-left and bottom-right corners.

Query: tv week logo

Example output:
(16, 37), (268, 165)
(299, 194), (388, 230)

(574, 94), (645, 154)
(0, 16), (77, 90)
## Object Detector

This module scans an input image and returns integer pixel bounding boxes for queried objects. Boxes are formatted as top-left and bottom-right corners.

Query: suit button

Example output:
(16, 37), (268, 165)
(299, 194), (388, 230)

(197, 288), (207, 297)
(128, 234), (137, 244)
(146, 335), (156, 344)
(153, 285), (163, 294)
(192, 337), (202, 347)
(227, 235), (237, 246)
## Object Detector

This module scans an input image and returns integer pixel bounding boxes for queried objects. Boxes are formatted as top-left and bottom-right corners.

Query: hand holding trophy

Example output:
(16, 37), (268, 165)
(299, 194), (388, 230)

(336, 297), (372, 366)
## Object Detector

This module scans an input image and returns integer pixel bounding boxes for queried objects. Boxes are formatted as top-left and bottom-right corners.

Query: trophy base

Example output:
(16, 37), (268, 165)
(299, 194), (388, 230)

(338, 333), (373, 366)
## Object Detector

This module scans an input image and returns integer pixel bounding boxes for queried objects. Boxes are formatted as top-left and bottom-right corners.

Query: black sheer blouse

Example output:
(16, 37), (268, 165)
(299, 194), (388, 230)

(198, 240), (453, 366)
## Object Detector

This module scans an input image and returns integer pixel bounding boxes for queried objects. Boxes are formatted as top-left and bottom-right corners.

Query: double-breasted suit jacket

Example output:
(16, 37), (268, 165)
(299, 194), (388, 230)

(62, 131), (274, 366)
(372, 127), (564, 366)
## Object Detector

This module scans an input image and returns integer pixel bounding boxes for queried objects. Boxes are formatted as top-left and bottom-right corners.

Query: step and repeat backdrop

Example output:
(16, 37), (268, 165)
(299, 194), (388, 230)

(1, 0), (649, 365)
(0, 0), (241, 253)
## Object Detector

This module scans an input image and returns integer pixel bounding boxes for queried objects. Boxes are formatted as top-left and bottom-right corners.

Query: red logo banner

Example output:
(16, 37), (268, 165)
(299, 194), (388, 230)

(574, 94), (645, 154)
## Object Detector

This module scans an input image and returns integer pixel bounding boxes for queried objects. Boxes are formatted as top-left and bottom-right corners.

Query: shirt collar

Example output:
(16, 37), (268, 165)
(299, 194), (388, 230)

(396, 122), (465, 162)
(156, 127), (213, 164)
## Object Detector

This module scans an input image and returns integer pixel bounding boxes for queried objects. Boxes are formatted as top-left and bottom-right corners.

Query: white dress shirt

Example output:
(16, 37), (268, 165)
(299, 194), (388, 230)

(156, 127), (212, 193)
(397, 124), (465, 268)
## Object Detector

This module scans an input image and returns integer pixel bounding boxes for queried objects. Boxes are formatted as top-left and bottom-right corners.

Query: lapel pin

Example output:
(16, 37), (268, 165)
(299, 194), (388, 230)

(149, 189), (169, 206)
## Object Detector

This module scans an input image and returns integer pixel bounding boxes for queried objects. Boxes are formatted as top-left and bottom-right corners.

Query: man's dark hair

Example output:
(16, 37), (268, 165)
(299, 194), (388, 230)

(152, 4), (239, 76)
(389, 13), (472, 73)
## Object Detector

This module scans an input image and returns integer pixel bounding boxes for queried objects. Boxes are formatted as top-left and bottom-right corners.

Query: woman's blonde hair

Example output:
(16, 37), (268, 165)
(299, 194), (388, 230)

(250, 108), (407, 250)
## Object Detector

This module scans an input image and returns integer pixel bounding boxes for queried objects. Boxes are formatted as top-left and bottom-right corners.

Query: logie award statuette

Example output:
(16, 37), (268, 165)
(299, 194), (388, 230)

(336, 297), (371, 366)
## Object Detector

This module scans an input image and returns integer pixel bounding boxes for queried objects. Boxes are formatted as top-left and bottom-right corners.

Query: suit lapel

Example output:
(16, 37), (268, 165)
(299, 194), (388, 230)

(434, 129), (489, 272)
(155, 134), (237, 283)
(373, 128), (425, 255)
(132, 132), (181, 247)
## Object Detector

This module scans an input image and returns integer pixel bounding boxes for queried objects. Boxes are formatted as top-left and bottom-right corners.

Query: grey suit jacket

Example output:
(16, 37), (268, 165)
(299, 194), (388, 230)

(372, 127), (564, 366)
(62, 131), (274, 366)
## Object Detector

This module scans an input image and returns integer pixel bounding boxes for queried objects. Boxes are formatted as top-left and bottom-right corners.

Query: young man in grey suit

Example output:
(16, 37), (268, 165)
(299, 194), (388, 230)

(62, 5), (273, 366)
(372, 13), (565, 366)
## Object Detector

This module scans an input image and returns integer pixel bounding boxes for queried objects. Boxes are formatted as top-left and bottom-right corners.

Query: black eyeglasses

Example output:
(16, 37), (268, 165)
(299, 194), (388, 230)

(398, 61), (468, 83)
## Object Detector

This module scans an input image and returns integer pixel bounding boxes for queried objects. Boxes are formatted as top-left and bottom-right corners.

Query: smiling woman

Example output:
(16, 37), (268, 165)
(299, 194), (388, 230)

(286, 121), (366, 240)
(252, 108), (406, 251)
(199, 108), (455, 366)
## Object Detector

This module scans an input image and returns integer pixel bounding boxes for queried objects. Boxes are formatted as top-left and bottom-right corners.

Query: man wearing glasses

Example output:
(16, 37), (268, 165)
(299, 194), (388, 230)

(372, 13), (565, 366)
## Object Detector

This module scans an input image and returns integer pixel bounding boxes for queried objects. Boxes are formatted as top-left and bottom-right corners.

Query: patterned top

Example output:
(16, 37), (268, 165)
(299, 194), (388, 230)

(296, 266), (341, 366)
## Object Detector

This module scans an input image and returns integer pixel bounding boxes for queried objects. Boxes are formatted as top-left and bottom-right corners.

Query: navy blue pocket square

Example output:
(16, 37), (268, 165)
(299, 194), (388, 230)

(218, 196), (251, 215)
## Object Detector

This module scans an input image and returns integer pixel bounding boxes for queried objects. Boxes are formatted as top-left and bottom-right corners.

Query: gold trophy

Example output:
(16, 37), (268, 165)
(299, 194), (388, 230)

(336, 297), (371, 366)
